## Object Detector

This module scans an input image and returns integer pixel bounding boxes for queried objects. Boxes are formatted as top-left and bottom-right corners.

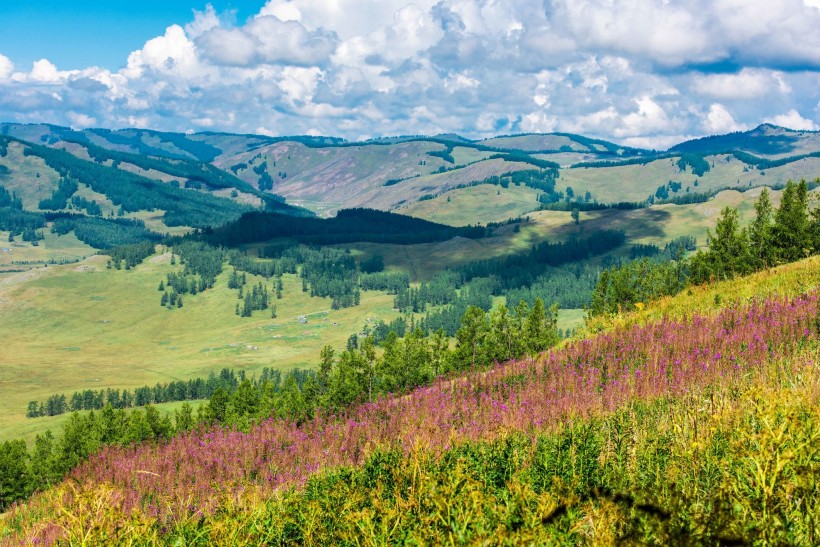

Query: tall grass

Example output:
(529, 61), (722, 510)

(3, 287), (820, 544)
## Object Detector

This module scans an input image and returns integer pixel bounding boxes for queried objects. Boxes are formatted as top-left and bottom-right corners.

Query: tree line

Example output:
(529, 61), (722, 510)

(25, 367), (296, 418)
(589, 179), (820, 316)
(3, 135), (251, 229)
(3, 298), (560, 510)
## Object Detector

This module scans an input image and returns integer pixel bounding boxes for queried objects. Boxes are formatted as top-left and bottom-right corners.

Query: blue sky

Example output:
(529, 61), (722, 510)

(0, 1), (263, 69)
(1, 1), (819, 148)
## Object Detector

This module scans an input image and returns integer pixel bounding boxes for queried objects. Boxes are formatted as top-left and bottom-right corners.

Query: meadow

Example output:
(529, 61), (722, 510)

(398, 183), (541, 226)
(2, 182), (810, 444)
(2, 257), (818, 545)
(558, 154), (820, 204)
(0, 252), (401, 443)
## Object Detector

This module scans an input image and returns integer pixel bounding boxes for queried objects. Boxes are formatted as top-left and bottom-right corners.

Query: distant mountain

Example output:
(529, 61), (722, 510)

(2, 121), (819, 226)
(670, 124), (820, 158)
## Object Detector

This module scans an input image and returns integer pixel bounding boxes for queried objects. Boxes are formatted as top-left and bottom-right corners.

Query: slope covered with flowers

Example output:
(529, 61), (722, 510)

(3, 263), (820, 544)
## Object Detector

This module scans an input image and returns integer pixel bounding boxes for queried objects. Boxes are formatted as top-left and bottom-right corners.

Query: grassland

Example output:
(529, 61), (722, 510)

(0, 253), (403, 442)
(0, 231), (95, 275)
(4, 254), (818, 545)
(398, 183), (541, 226)
(377, 186), (786, 281)
(2, 183), (813, 444)
(559, 154), (820, 203)
(0, 142), (60, 209)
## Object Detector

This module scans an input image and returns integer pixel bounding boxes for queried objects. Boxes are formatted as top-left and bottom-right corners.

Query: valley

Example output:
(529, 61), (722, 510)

(1, 121), (819, 545)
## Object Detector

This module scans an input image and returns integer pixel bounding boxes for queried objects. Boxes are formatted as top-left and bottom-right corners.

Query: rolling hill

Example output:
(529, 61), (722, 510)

(3, 254), (818, 545)
(3, 122), (819, 225)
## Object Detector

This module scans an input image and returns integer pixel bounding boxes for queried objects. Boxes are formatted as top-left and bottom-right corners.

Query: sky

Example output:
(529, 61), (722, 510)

(1, 0), (819, 149)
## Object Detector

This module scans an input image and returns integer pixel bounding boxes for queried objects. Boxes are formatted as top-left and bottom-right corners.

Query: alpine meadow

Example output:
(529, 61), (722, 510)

(1, 1), (820, 545)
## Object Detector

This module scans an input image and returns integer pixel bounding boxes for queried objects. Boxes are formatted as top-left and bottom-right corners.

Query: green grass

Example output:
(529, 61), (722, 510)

(0, 142), (60, 210)
(559, 154), (820, 204)
(0, 254), (403, 442)
(450, 146), (492, 165)
(0, 230), (96, 275)
(556, 308), (585, 333)
(3, 184), (812, 442)
(398, 184), (541, 226)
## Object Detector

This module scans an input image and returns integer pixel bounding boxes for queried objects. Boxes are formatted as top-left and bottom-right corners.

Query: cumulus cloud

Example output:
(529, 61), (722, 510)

(67, 111), (97, 128)
(765, 109), (819, 130)
(196, 15), (338, 67)
(0, 1), (818, 147)
(693, 69), (789, 100)
(0, 54), (13, 80)
(702, 104), (749, 134)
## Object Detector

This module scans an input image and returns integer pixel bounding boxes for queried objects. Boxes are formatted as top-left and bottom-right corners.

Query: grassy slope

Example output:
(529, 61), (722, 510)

(0, 231), (95, 274)
(0, 142), (60, 210)
(397, 183), (541, 226)
(4, 123), (819, 222)
(0, 253), (402, 442)
(559, 154), (820, 203)
(3, 184), (813, 443)
(4, 253), (819, 545)
(586, 254), (820, 333)
(393, 186), (794, 279)
(480, 134), (588, 151)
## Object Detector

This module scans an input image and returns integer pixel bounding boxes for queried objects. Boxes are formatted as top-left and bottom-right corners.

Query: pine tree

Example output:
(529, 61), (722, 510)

(749, 188), (774, 269)
(522, 299), (559, 356)
(691, 206), (750, 282)
(773, 180), (810, 262)
(454, 306), (490, 369)
(318, 345), (335, 393)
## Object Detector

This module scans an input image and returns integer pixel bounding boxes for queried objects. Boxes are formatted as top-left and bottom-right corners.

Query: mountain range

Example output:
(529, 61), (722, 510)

(2, 122), (819, 229)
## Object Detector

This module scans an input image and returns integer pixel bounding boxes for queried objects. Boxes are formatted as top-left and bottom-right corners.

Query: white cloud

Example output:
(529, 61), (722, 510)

(702, 104), (749, 134)
(196, 16), (338, 67)
(185, 4), (220, 39)
(765, 109), (819, 130)
(1, 0), (819, 145)
(10, 59), (77, 84)
(67, 111), (97, 128)
(693, 69), (786, 100)
(546, 0), (720, 66)
(617, 97), (673, 138)
(124, 25), (204, 79)
(0, 54), (13, 80)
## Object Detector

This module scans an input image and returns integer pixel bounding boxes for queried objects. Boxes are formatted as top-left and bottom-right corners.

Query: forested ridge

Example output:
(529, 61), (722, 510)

(0, 136), (254, 228)
(208, 208), (485, 246)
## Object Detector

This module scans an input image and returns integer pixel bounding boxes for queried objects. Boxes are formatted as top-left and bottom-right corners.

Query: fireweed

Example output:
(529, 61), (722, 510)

(3, 290), (819, 545)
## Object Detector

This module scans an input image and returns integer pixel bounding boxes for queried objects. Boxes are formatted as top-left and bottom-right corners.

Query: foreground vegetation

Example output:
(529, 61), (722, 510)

(2, 260), (819, 544)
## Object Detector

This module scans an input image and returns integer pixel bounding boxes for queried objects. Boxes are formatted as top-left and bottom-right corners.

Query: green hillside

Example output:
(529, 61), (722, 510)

(4, 122), (820, 222)
(3, 253), (818, 546)
(670, 123), (820, 158)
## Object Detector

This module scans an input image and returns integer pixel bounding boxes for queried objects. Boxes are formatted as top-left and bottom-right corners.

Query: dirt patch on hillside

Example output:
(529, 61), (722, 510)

(150, 252), (172, 264)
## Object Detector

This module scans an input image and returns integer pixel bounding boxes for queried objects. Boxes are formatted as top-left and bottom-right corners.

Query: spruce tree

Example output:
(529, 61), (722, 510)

(749, 188), (774, 269)
(318, 345), (335, 393)
(691, 207), (750, 282)
(773, 180), (810, 262)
